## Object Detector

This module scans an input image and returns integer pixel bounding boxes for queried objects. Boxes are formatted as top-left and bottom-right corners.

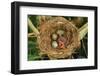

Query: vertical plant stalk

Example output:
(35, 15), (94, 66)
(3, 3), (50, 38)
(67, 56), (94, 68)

(28, 18), (40, 36)
(82, 40), (87, 57)
(78, 23), (88, 40)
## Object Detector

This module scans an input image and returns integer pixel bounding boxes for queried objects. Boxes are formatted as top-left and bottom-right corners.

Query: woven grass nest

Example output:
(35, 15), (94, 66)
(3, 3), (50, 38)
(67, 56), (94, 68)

(37, 17), (80, 59)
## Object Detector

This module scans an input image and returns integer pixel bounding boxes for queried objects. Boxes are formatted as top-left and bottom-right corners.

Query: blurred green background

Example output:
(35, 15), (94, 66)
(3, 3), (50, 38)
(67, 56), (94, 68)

(28, 15), (88, 61)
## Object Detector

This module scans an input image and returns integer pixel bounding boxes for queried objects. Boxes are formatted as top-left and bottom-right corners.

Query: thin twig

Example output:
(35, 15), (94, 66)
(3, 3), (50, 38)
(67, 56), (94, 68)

(28, 32), (35, 36)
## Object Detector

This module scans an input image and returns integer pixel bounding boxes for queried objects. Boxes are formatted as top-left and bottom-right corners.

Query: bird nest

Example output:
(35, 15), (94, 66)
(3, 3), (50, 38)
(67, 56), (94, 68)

(37, 17), (80, 59)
